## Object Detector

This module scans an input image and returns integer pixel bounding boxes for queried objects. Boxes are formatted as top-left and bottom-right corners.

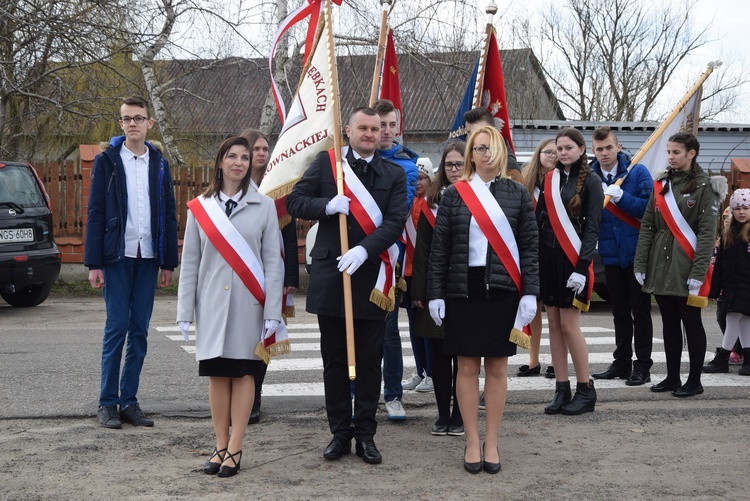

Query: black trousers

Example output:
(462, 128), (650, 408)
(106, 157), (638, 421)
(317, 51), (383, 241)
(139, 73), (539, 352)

(431, 337), (462, 426)
(318, 315), (385, 442)
(605, 265), (653, 372)
(654, 295), (706, 387)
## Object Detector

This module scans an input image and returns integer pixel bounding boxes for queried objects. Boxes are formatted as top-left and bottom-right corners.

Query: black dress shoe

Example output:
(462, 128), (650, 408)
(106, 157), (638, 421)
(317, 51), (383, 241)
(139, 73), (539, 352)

(355, 440), (382, 464)
(323, 437), (351, 460)
(516, 364), (541, 377)
(463, 446), (482, 474)
(447, 424), (465, 436)
(625, 370), (651, 386)
(248, 401), (261, 425)
(202, 447), (227, 475)
(672, 384), (704, 398)
(592, 364), (631, 380)
(482, 442), (501, 474)
(217, 450), (242, 478)
(650, 379), (682, 393)
(544, 366), (555, 379)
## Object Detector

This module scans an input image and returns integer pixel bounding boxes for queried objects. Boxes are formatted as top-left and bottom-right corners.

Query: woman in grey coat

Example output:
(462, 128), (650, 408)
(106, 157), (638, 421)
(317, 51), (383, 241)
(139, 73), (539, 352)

(177, 136), (282, 477)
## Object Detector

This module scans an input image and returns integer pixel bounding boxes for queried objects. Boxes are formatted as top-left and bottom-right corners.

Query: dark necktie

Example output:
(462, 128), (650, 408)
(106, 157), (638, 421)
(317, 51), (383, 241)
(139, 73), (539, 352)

(607, 173), (613, 183)
(225, 199), (237, 217)
(352, 158), (369, 174)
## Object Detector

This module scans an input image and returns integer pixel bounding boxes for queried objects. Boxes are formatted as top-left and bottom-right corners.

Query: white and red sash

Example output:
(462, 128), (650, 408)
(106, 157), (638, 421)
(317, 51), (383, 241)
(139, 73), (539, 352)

(653, 179), (712, 307)
(328, 149), (400, 311)
(532, 186), (540, 211)
(402, 198), (419, 278)
(543, 169), (595, 311)
(187, 195), (290, 362)
(420, 197), (437, 228)
(454, 175), (531, 348)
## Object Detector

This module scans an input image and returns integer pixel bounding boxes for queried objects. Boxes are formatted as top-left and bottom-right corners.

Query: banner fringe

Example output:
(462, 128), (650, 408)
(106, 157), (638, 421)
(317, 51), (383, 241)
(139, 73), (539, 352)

(572, 297), (590, 312)
(510, 328), (531, 350)
(370, 288), (395, 312)
(255, 339), (292, 365)
(687, 294), (708, 308)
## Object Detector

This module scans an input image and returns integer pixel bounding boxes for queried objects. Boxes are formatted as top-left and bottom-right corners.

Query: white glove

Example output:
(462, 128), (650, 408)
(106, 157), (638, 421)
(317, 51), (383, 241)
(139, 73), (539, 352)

(687, 278), (703, 296)
(337, 245), (368, 275)
(178, 321), (191, 342)
(518, 295), (537, 327)
(428, 299), (445, 326)
(263, 319), (280, 338)
(634, 272), (645, 286)
(325, 194), (350, 215)
(604, 184), (623, 203)
(566, 272), (586, 295)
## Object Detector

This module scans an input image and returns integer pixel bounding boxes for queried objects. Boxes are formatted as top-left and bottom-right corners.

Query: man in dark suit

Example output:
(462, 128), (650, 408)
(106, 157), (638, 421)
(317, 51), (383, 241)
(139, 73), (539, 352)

(287, 107), (407, 465)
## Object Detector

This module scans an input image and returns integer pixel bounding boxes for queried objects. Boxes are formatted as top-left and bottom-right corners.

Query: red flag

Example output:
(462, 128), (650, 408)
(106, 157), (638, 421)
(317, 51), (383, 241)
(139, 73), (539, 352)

(481, 30), (514, 153)
(379, 28), (404, 140)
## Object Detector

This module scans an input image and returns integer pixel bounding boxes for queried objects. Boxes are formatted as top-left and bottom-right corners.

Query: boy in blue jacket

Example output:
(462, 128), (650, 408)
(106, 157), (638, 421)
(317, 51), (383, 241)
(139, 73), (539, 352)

(85, 96), (178, 429)
(590, 126), (654, 386)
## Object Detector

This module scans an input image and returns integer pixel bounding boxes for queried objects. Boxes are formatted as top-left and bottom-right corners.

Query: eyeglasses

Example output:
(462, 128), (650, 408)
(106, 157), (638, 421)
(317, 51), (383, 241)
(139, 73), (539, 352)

(444, 161), (465, 171)
(541, 149), (557, 157)
(120, 115), (148, 124)
(472, 146), (491, 156)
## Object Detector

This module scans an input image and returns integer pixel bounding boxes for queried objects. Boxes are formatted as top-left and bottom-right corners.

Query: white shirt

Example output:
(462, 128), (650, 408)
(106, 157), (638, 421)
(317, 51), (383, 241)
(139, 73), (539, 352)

(468, 179), (492, 267)
(601, 166), (617, 183)
(120, 144), (154, 258)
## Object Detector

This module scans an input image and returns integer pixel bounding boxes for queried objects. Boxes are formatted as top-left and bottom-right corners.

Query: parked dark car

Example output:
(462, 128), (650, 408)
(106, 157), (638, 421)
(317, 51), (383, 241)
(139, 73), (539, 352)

(0, 161), (61, 307)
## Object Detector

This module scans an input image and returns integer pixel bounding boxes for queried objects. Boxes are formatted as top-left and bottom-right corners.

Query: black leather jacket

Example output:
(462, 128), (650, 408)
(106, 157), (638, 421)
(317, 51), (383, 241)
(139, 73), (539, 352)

(427, 177), (540, 300)
(536, 158), (603, 274)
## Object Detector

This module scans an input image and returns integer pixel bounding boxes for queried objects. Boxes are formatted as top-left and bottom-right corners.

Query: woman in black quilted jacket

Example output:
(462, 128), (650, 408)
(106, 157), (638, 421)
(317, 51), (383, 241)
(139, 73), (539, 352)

(427, 126), (539, 474)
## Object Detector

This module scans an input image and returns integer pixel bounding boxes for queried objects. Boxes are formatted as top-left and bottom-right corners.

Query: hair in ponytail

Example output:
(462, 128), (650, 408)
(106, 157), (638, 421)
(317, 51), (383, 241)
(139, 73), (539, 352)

(555, 128), (588, 216)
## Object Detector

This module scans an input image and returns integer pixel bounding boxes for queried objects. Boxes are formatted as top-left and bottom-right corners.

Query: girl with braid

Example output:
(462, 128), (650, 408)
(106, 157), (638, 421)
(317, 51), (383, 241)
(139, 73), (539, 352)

(634, 133), (726, 397)
(536, 128), (603, 415)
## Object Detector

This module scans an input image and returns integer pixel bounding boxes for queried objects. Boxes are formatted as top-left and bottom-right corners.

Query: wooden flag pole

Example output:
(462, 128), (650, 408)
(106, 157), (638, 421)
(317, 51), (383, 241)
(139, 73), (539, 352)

(472, 2), (498, 109)
(323, 0), (356, 380)
(603, 61), (721, 207)
(368, 0), (394, 106)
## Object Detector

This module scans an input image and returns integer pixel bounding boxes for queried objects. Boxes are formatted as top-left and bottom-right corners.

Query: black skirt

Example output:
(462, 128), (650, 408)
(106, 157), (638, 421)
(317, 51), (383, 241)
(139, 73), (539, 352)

(198, 357), (266, 378)
(539, 244), (577, 308)
(443, 267), (518, 358)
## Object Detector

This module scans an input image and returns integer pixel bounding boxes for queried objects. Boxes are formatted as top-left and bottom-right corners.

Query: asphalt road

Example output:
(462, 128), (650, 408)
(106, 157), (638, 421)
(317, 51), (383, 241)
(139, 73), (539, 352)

(1, 295), (748, 420)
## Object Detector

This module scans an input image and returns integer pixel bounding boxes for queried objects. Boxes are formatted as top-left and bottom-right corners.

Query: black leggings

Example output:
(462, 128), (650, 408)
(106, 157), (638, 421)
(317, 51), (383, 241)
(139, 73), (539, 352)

(431, 337), (462, 426)
(654, 295), (706, 388)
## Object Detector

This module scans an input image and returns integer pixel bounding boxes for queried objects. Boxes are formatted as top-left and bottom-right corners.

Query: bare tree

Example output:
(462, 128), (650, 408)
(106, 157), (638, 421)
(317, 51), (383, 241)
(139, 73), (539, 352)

(514, 0), (721, 121)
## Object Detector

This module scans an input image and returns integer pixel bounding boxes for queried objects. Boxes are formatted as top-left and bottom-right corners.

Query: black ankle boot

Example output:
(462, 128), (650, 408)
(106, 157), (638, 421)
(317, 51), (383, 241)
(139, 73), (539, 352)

(702, 347), (730, 373)
(739, 348), (750, 376)
(544, 381), (571, 415)
(561, 379), (596, 415)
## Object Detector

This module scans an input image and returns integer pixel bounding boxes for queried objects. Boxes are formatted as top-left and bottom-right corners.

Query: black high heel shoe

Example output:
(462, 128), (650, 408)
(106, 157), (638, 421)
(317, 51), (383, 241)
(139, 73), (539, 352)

(202, 447), (227, 475)
(482, 442), (501, 474)
(463, 446), (482, 474)
(217, 450), (242, 478)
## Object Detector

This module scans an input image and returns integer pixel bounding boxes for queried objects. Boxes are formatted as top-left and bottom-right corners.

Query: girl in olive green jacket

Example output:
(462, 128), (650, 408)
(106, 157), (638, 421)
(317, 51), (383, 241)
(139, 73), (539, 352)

(634, 133), (727, 398)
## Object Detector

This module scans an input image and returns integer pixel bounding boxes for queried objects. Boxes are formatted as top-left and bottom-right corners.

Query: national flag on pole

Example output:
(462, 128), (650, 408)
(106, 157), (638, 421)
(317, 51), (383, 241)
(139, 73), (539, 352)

(448, 29), (514, 153)
(448, 59), (478, 140)
(379, 27), (404, 141)
(636, 89), (702, 177)
(259, 13), (336, 226)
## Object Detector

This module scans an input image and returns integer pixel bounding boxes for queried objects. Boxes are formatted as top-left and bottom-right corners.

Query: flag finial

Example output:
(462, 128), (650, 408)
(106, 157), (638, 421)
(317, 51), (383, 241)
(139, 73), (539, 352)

(486, 2), (498, 15)
(708, 60), (723, 70)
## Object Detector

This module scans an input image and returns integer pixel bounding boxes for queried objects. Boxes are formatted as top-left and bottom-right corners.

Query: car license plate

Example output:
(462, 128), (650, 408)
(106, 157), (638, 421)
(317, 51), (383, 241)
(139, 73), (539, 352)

(0, 228), (34, 243)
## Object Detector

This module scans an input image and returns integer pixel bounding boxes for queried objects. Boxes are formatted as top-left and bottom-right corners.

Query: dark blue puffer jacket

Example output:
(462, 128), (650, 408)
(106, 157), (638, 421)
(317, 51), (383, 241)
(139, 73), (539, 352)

(591, 151), (652, 267)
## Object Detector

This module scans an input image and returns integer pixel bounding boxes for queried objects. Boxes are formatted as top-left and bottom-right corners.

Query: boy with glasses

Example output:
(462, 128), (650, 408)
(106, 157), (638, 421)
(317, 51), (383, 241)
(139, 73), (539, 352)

(85, 96), (178, 429)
